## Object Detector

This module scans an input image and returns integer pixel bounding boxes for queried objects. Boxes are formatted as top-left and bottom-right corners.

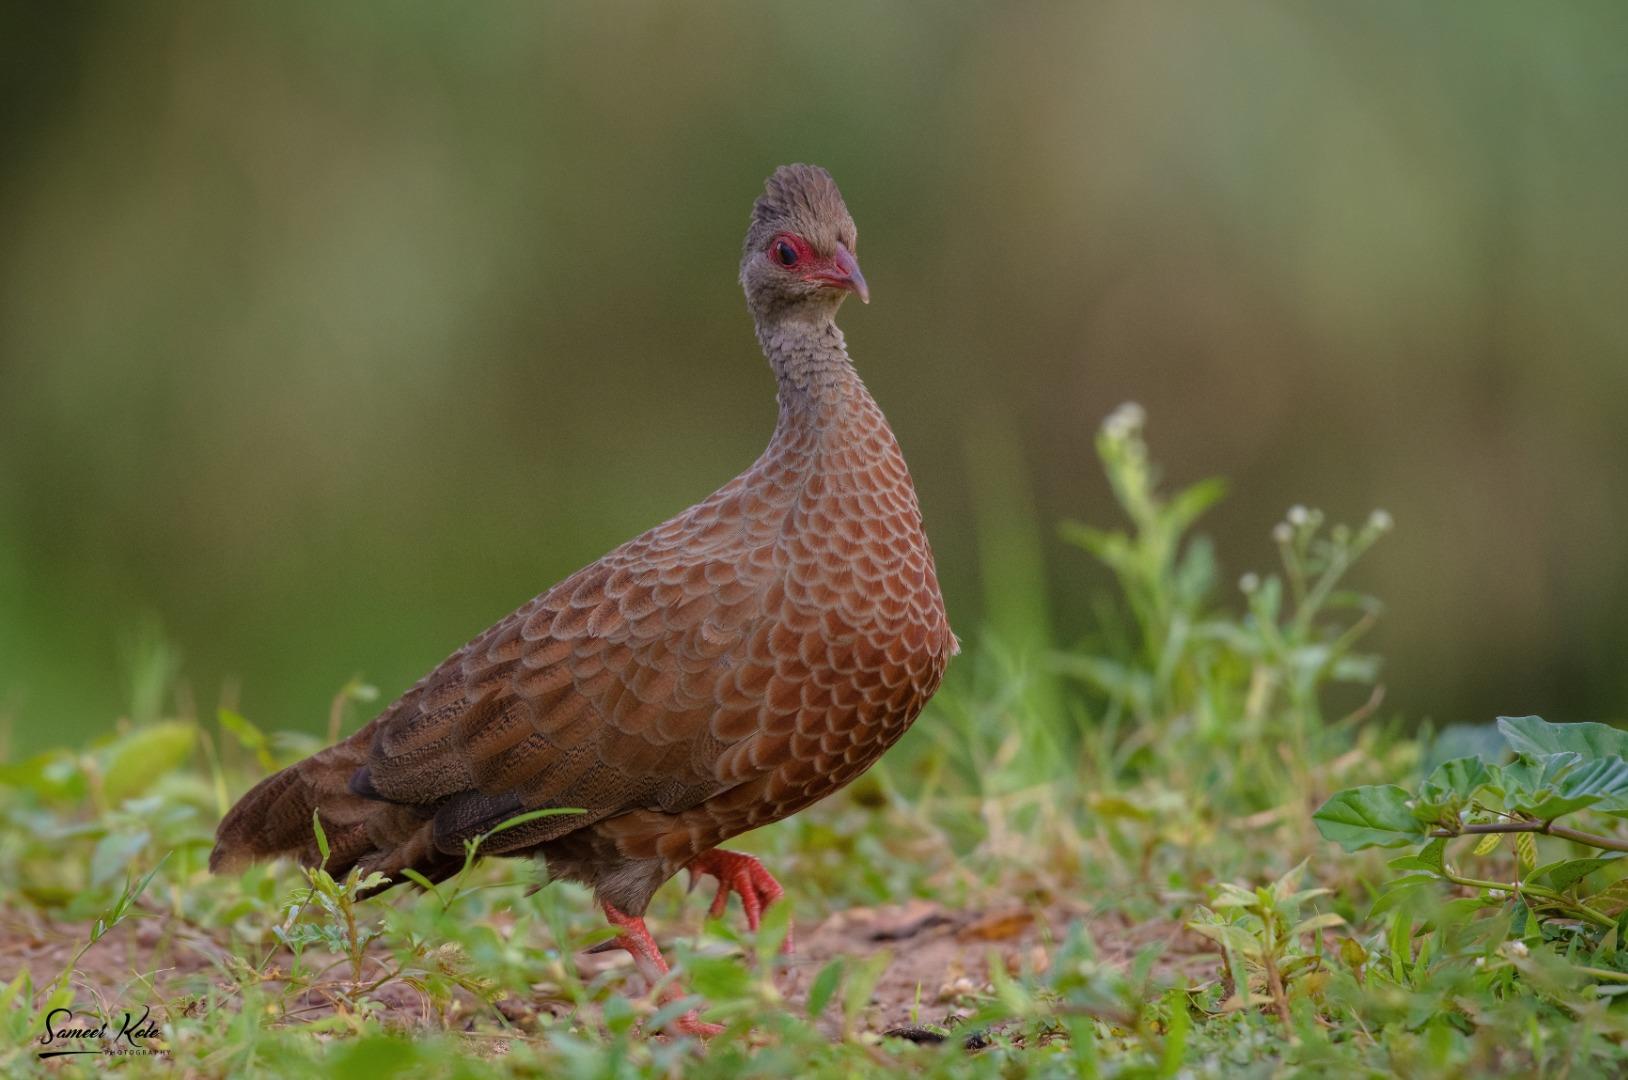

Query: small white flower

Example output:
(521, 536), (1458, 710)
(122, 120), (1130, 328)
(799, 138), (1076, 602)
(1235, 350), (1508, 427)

(1287, 505), (1311, 526)
(1102, 402), (1146, 439)
(1508, 941), (1529, 958)
(1239, 572), (1260, 594)
(1272, 523), (1293, 544)
(1368, 509), (1394, 532)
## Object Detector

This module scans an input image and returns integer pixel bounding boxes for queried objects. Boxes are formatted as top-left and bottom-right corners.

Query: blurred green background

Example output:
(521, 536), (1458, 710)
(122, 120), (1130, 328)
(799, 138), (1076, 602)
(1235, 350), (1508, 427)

(3, 2), (1626, 753)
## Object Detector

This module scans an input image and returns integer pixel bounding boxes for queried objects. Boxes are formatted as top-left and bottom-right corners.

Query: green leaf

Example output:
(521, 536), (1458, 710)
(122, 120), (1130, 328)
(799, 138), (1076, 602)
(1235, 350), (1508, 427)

(1516, 832), (1537, 876)
(600, 994), (636, 1036)
(90, 830), (151, 889)
(1485, 755), (1566, 803)
(1250, 574), (1283, 626)
(1414, 896), (1492, 935)
(806, 959), (844, 1019)
(0, 969), (30, 1020)
(0, 750), (87, 803)
(1415, 757), (1490, 817)
(843, 950), (892, 1032)
(1506, 755), (1628, 819)
(1187, 920), (1263, 960)
(311, 809), (330, 864)
(1417, 837), (1447, 875)
(1387, 910), (1414, 983)
(1053, 654), (1153, 714)
(1588, 879), (1628, 917)
(1331, 653), (1382, 684)
(218, 708), (277, 773)
(755, 894), (792, 959)
(481, 806), (586, 840)
(1267, 859), (1312, 903)
(1533, 857), (1618, 893)
(1368, 874), (1440, 919)
(687, 952), (751, 1001)
(99, 721), (196, 803)
(1557, 755), (1628, 803)
(326, 1034), (420, 1080)
(1159, 986), (1191, 1076)
(1168, 477), (1228, 533)
(1499, 716), (1628, 760)
(1290, 912), (1347, 939)
(1482, 753), (1628, 819)
(1087, 793), (1153, 821)
(1059, 523), (1134, 573)
(1314, 785), (1425, 850)
(1388, 838), (1447, 875)
(1173, 534), (1218, 610)
(399, 869), (438, 898)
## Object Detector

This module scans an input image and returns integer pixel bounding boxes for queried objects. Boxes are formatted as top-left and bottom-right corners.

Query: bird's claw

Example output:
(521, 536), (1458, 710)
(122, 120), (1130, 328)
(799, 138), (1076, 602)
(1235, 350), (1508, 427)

(687, 849), (793, 953)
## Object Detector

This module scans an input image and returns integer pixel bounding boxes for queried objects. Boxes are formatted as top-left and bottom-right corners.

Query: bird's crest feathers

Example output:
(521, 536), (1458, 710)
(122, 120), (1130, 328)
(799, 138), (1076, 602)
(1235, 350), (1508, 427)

(745, 163), (856, 261)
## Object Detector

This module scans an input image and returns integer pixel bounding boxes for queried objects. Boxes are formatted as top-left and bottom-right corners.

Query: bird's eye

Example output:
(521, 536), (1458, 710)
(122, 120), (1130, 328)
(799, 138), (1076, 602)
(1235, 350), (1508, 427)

(773, 240), (799, 267)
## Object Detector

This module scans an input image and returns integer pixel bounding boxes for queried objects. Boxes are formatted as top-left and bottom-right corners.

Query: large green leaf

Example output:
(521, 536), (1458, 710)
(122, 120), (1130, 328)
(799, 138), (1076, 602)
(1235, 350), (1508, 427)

(1314, 785), (1426, 850)
(1413, 757), (1491, 820)
(1422, 756), (1490, 799)
(1499, 715), (1628, 760)
(1489, 753), (1628, 819)
(1485, 753), (1575, 813)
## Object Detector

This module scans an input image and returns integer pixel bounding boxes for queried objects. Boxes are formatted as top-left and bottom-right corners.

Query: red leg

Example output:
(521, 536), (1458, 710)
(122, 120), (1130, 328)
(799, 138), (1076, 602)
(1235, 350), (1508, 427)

(687, 849), (793, 952)
(597, 902), (724, 1038)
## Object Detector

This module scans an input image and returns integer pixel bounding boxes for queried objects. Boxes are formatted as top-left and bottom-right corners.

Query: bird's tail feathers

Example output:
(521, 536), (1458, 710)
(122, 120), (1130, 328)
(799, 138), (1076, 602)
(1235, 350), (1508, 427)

(208, 724), (444, 888)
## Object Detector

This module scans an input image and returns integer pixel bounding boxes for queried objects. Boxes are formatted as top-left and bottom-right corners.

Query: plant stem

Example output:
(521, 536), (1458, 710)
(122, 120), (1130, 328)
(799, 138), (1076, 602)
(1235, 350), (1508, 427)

(1430, 820), (1628, 854)
(1575, 966), (1628, 984)
(1548, 824), (1628, 853)
(1438, 868), (1615, 930)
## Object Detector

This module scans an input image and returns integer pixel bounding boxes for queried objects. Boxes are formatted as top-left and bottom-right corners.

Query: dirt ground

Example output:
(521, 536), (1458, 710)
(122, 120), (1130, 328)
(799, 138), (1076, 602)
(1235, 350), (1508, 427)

(0, 898), (1211, 1042)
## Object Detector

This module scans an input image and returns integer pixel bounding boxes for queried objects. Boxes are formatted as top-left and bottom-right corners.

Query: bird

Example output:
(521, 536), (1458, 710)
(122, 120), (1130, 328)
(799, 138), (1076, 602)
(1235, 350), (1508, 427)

(210, 164), (956, 1037)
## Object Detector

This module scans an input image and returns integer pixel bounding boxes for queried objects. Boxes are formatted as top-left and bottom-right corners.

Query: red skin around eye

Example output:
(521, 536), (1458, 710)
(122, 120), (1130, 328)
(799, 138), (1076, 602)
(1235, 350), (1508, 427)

(766, 232), (867, 303)
(769, 233), (818, 269)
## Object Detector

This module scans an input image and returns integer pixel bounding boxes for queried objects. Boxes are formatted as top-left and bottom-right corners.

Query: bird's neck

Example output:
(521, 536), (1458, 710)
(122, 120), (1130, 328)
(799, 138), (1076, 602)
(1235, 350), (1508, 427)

(755, 311), (860, 413)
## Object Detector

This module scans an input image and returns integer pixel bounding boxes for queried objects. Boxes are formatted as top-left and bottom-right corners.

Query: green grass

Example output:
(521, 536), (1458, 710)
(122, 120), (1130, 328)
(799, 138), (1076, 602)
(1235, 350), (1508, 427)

(3, 405), (1626, 1077)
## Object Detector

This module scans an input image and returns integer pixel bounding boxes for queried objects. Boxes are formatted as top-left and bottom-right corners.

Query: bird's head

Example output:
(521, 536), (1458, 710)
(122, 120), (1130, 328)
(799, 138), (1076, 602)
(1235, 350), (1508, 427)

(740, 164), (867, 323)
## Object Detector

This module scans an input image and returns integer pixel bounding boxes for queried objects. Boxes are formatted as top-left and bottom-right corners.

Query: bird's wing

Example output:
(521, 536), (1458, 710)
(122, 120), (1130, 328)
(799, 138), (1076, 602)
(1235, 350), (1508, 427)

(354, 541), (784, 855)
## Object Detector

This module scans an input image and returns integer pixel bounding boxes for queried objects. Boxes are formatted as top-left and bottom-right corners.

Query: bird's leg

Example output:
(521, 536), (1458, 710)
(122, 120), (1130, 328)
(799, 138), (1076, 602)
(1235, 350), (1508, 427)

(686, 849), (793, 952)
(593, 901), (724, 1038)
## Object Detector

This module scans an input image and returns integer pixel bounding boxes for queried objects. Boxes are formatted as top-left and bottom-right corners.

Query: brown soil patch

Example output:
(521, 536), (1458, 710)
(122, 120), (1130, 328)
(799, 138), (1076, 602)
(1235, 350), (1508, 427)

(777, 899), (1208, 1035)
(0, 898), (1211, 1041)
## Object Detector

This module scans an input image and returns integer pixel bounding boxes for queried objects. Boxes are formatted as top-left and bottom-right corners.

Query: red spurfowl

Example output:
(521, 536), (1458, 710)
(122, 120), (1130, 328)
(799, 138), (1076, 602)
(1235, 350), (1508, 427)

(211, 164), (956, 1036)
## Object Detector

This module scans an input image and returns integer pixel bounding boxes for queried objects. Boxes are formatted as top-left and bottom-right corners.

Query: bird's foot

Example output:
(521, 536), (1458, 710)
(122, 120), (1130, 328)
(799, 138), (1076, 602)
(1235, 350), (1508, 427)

(686, 848), (793, 952)
(595, 902), (724, 1038)
(671, 1012), (727, 1039)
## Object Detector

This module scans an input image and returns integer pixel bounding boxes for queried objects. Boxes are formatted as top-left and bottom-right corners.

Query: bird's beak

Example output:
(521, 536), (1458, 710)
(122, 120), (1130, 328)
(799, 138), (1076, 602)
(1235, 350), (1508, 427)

(819, 243), (870, 304)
